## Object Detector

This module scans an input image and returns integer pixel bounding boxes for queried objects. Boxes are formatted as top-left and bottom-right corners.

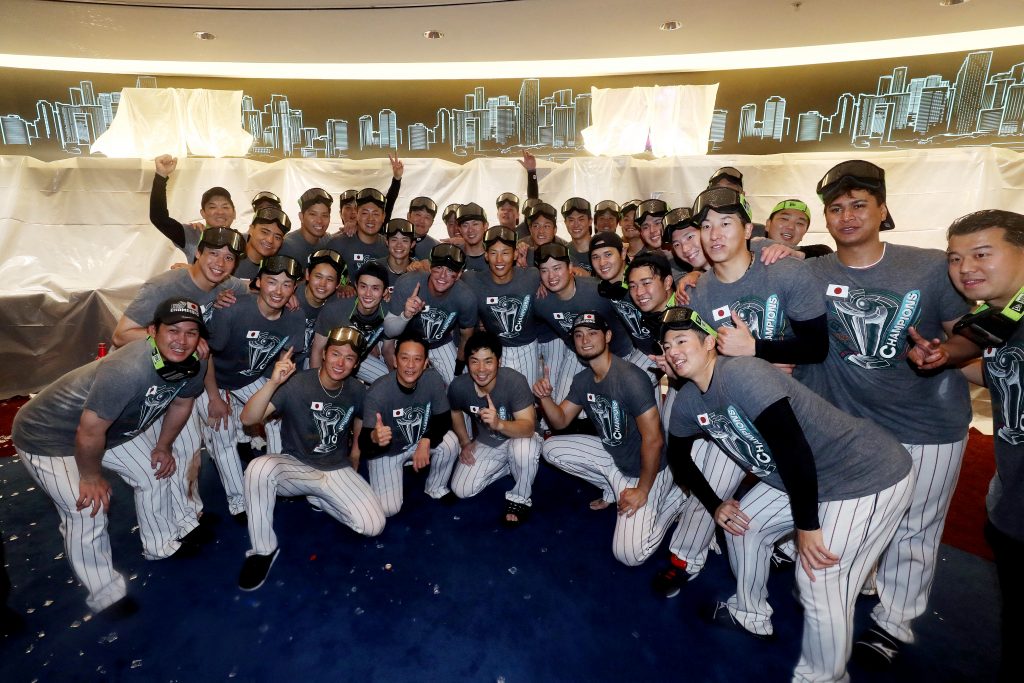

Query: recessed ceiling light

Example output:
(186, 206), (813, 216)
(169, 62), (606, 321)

(939, 0), (970, 6)
(660, 20), (682, 31)
(423, 30), (444, 39)
(193, 31), (215, 40)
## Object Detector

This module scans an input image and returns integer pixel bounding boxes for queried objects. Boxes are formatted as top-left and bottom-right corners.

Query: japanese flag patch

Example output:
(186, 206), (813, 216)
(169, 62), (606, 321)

(311, 402), (324, 410)
(984, 347), (997, 358)
(553, 312), (565, 320)
(246, 330), (260, 339)
(486, 297), (499, 304)
(827, 284), (849, 298)
(392, 408), (404, 417)
(469, 405), (480, 414)
(586, 393), (596, 402)
(354, 254), (365, 262)
(697, 413), (711, 426)
(712, 305), (731, 322)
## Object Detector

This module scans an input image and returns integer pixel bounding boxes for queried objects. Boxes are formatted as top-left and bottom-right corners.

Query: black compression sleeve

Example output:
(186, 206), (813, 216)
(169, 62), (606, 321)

(357, 426), (386, 458)
(527, 170), (539, 200)
(384, 176), (401, 223)
(426, 411), (453, 448)
(667, 434), (724, 514)
(753, 314), (829, 364)
(752, 398), (820, 531)
(149, 174), (187, 249)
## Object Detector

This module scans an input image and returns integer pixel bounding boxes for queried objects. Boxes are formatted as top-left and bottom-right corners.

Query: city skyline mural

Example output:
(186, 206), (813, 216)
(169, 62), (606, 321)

(0, 45), (1022, 162)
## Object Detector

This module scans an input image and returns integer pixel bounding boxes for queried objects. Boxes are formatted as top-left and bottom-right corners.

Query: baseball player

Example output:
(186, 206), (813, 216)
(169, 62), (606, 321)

(408, 196), (440, 260)
(447, 330), (541, 526)
(149, 154), (236, 263)
(620, 199), (644, 259)
(560, 197), (595, 273)
(707, 166), (766, 238)
(442, 203), (462, 241)
(251, 191), (283, 212)
(237, 327), (386, 591)
(454, 203), (490, 272)
(943, 209), (1024, 682)
(197, 255), (307, 519)
(12, 298), (211, 614)
(792, 160), (977, 669)
(594, 200), (621, 234)
(375, 218), (418, 278)
(337, 189), (359, 238)
(533, 311), (684, 565)
(294, 249), (345, 361)
(465, 226), (542, 386)
(384, 244), (478, 383)
(326, 188), (390, 276)
(279, 188), (333, 265)
(660, 306), (914, 681)
(516, 202), (572, 270)
(635, 199), (670, 256)
(234, 207), (292, 280)
(358, 332), (461, 516)
(764, 199), (834, 259)
(310, 262), (392, 385)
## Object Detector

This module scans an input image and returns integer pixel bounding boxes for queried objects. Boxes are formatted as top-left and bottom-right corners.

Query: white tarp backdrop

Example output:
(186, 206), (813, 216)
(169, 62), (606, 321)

(1, 147), (1022, 397)
(91, 88), (254, 159)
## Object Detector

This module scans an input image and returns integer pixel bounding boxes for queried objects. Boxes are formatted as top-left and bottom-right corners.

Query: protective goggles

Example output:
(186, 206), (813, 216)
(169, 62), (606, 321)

(636, 199), (669, 224)
(199, 226), (246, 255)
(660, 306), (718, 339)
(526, 202), (557, 223)
(594, 200), (621, 219)
(456, 203), (487, 224)
(816, 160), (885, 198)
(251, 191), (281, 210)
(383, 218), (416, 238)
(770, 199), (811, 221)
(483, 226), (518, 248)
(253, 207), (292, 233)
(326, 326), (366, 354)
(442, 203), (460, 221)
(299, 187), (333, 210)
(356, 188), (386, 208)
(621, 199), (642, 216)
(409, 196), (438, 216)
(691, 187), (752, 225)
(561, 197), (592, 217)
(308, 249), (348, 280)
(339, 189), (359, 205)
(709, 166), (743, 187)
(535, 242), (571, 267)
(430, 243), (466, 271)
(257, 255), (303, 281)
(496, 192), (520, 208)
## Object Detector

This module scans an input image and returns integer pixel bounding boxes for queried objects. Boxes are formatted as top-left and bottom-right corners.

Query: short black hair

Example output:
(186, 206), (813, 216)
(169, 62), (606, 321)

(626, 251), (672, 281)
(464, 330), (503, 362)
(947, 209), (1024, 248)
(821, 178), (885, 208)
(395, 330), (428, 357)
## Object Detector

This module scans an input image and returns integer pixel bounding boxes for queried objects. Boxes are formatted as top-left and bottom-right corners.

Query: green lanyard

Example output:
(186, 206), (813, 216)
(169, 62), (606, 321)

(148, 336), (168, 371)
(973, 284), (1024, 321)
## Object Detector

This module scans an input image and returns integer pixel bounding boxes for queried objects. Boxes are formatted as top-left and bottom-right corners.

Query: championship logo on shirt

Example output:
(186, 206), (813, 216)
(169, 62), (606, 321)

(312, 403), (355, 454)
(419, 307), (458, 343)
(241, 332), (290, 376)
(127, 383), (184, 437)
(588, 394), (625, 447)
(609, 299), (650, 340)
(828, 287), (920, 369)
(985, 345), (1024, 445)
(304, 318), (316, 354)
(394, 402), (431, 447)
(487, 295), (532, 339)
(716, 296), (788, 340)
(698, 407), (776, 477)
(200, 302), (215, 324)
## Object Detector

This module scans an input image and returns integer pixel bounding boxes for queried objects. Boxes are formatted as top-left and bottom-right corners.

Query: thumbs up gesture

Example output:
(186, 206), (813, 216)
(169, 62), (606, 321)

(716, 310), (756, 357)
(532, 363), (553, 399)
(404, 282), (425, 319)
(480, 393), (501, 430)
(371, 412), (392, 447)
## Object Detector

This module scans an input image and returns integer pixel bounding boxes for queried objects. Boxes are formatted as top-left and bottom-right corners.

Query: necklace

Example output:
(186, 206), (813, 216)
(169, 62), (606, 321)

(318, 372), (344, 399)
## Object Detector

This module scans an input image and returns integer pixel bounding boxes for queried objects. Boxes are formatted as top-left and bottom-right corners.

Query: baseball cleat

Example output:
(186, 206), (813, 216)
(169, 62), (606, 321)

(238, 548), (280, 592)
(852, 626), (901, 670)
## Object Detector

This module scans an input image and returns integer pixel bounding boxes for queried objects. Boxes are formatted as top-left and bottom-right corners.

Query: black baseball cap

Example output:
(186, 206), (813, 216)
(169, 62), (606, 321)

(430, 243), (467, 272)
(589, 231), (624, 253)
(409, 196), (438, 217)
(252, 207), (292, 233)
(152, 298), (208, 338)
(201, 186), (233, 208)
(561, 197), (592, 218)
(307, 248), (347, 281)
(339, 189), (359, 206)
(255, 255), (303, 283)
(659, 306), (718, 339)
(571, 310), (611, 333)
(442, 203), (460, 221)
(198, 226), (246, 256)
(456, 202), (487, 224)
(709, 166), (744, 188)
(534, 242), (571, 267)
(356, 188), (386, 209)
(496, 192), (520, 208)
(299, 187), (333, 212)
(484, 226), (518, 248)
(526, 202), (558, 224)
(816, 160), (894, 230)
(594, 200), (621, 219)
(251, 191), (281, 211)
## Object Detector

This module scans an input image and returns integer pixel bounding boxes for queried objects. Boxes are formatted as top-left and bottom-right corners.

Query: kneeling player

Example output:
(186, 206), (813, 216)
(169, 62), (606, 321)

(237, 327), (385, 591)
(660, 307), (914, 682)
(448, 331), (541, 526)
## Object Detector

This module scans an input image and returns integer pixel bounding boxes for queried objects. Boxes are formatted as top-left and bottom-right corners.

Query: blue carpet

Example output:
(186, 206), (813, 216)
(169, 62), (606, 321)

(0, 453), (1000, 682)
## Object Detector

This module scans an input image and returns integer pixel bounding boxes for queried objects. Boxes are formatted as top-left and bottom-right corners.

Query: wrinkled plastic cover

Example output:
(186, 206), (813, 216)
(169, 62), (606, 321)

(1, 148), (1022, 397)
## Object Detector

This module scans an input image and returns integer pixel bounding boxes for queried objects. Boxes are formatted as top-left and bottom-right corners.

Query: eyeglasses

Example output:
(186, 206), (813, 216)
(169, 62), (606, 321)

(409, 196), (438, 216)
(251, 191), (281, 210)
(496, 192), (520, 208)
(253, 206), (292, 232)
(383, 219), (416, 237)
(636, 199), (669, 223)
(561, 197), (592, 217)
(594, 200), (621, 218)
(526, 202), (557, 223)
(660, 306), (718, 338)
(691, 187), (752, 225)
(339, 189), (359, 205)
(200, 227), (246, 255)
(430, 243), (467, 270)
(258, 255), (303, 280)
(326, 326), (365, 353)
(535, 242), (570, 267)
(299, 187), (333, 209)
(709, 166), (743, 186)
(483, 226), (518, 247)
(356, 188), (386, 206)
(816, 160), (885, 198)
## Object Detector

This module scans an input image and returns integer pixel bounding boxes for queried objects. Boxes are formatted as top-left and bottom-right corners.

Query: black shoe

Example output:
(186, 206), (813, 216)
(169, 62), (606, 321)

(501, 500), (531, 528)
(652, 563), (693, 599)
(238, 549), (279, 591)
(438, 491), (459, 506)
(98, 596), (139, 620)
(852, 626), (901, 670)
(232, 511), (248, 526)
(704, 601), (776, 642)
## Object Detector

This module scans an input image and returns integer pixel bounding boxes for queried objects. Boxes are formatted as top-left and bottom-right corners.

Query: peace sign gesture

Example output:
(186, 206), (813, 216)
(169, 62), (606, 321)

(388, 152), (404, 180)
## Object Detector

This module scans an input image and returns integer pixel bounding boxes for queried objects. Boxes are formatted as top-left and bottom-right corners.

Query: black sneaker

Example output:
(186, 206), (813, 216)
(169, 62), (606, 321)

(238, 549), (280, 591)
(705, 601), (776, 642)
(652, 564), (693, 599)
(438, 491), (459, 506)
(852, 626), (901, 670)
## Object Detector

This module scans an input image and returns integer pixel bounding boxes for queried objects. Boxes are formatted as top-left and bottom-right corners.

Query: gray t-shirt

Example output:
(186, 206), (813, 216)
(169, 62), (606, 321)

(13, 339), (206, 457)
(388, 271), (478, 350)
(234, 257), (262, 281)
(271, 368), (364, 470)
(688, 256), (825, 340)
(297, 289), (327, 355)
(122, 269), (250, 328)
(206, 294), (307, 390)
(182, 227), (202, 264)
(463, 251), (487, 273)
(314, 297), (387, 360)
(569, 246), (593, 274)
(363, 368), (450, 457)
(982, 326), (1024, 540)
(447, 367), (534, 448)
(565, 354), (664, 477)
(325, 233), (388, 276)
(600, 283), (653, 353)
(671, 356), (911, 500)
(414, 235), (439, 260)
(534, 276), (634, 357)
(795, 244), (972, 444)
(279, 231), (328, 266)
(464, 268), (542, 347)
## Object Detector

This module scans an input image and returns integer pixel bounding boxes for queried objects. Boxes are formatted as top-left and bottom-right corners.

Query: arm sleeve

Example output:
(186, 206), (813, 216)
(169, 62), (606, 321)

(384, 177), (401, 223)
(358, 426), (386, 457)
(753, 314), (829, 364)
(752, 398), (820, 531)
(526, 170), (539, 200)
(667, 435), (723, 513)
(384, 311), (411, 337)
(426, 410), (453, 447)
(149, 174), (187, 250)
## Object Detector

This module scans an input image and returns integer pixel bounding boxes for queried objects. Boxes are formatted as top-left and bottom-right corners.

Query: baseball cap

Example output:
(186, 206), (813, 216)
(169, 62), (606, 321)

(198, 226), (246, 256)
(483, 226), (518, 248)
(430, 243), (467, 272)
(769, 199), (811, 223)
(709, 166), (744, 188)
(442, 203), (460, 222)
(355, 261), (390, 288)
(356, 188), (386, 209)
(251, 191), (281, 211)
(496, 192), (520, 208)
(691, 187), (753, 225)
(382, 218), (416, 238)
(594, 200), (621, 219)
(456, 202), (487, 224)
(409, 196), (438, 217)
(636, 199), (669, 224)
(326, 326), (365, 355)
(307, 248), (347, 281)
(816, 160), (894, 230)
(659, 306), (718, 339)
(152, 297), (209, 338)
(201, 186), (233, 208)
(571, 310), (611, 333)
(534, 242), (571, 267)
(589, 231), (624, 253)
(299, 187), (333, 212)
(561, 197), (592, 218)
(252, 206), (292, 233)
(526, 202), (558, 224)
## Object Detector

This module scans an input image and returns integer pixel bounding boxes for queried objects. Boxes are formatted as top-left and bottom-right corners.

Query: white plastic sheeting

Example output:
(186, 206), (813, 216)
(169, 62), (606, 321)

(91, 88), (254, 159)
(582, 85), (719, 157)
(1, 147), (1023, 397)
